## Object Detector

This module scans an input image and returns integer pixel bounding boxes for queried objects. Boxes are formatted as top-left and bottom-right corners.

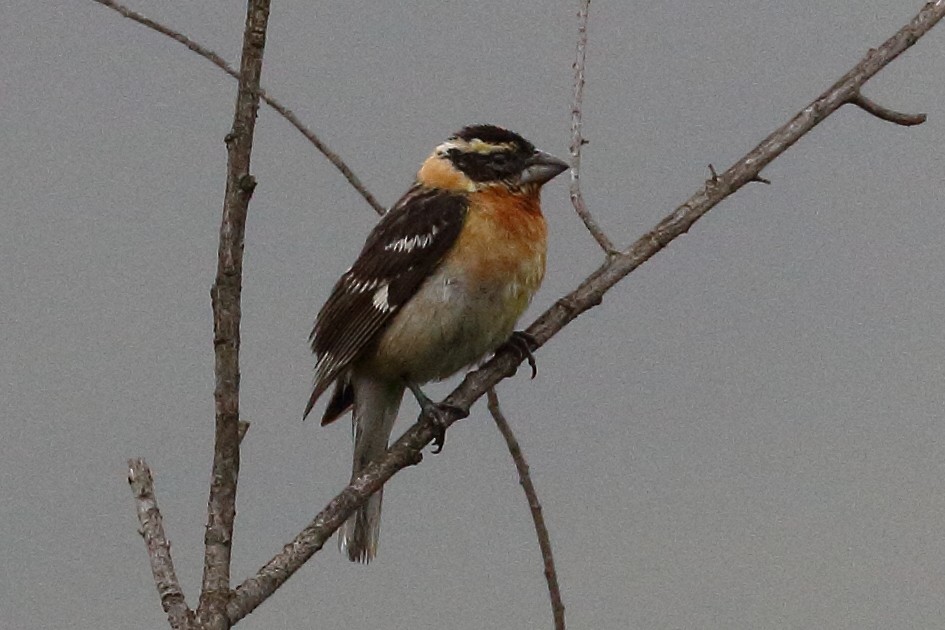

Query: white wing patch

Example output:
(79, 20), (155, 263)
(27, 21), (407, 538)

(345, 276), (384, 293)
(372, 284), (393, 312)
(384, 226), (439, 253)
(314, 351), (339, 377)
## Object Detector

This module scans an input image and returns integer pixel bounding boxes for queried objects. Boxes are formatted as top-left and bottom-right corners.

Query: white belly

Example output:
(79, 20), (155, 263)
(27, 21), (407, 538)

(365, 258), (536, 383)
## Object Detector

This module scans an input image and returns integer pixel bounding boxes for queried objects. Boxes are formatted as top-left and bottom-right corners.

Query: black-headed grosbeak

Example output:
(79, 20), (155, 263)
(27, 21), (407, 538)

(304, 125), (567, 562)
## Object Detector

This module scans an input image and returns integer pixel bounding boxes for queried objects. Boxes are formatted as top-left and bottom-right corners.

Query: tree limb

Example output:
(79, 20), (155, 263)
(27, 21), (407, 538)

(200, 1), (271, 628)
(128, 459), (192, 629)
(486, 390), (565, 630)
(223, 1), (945, 622)
(569, 0), (616, 255)
(90, 0), (385, 216)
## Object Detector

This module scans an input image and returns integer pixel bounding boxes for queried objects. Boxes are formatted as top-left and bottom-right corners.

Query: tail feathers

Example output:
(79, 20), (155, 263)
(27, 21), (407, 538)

(339, 492), (383, 563)
(320, 379), (354, 426)
(339, 375), (403, 563)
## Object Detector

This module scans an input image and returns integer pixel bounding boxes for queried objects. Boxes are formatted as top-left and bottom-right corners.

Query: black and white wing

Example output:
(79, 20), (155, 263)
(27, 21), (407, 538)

(304, 185), (468, 418)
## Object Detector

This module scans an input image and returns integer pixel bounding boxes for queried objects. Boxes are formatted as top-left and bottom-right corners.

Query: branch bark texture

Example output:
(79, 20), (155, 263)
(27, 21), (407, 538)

(223, 1), (945, 622)
(569, 0), (615, 255)
(487, 390), (565, 630)
(128, 459), (191, 629)
(200, 1), (271, 628)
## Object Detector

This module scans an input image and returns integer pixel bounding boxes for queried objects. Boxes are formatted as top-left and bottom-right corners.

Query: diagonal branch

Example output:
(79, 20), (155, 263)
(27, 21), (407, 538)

(128, 459), (192, 630)
(223, 1), (945, 622)
(200, 1), (271, 628)
(487, 390), (565, 630)
(569, 0), (616, 255)
(90, 0), (385, 216)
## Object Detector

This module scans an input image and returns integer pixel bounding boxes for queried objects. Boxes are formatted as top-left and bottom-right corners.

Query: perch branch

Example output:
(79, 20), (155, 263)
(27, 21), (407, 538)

(223, 1), (945, 622)
(90, 0), (385, 215)
(569, 0), (616, 255)
(128, 459), (192, 629)
(487, 390), (565, 630)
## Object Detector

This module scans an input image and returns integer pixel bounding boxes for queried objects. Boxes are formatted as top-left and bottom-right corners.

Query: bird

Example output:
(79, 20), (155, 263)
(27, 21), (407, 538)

(304, 124), (568, 562)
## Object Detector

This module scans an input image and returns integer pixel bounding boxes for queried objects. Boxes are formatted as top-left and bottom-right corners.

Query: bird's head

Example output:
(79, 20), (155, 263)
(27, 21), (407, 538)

(417, 124), (568, 194)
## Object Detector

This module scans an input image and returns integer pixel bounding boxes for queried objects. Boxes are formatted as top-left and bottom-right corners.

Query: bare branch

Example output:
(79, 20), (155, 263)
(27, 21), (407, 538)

(199, 1), (271, 628)
(849, 90), (927, 125)
(711, 163), (774, 186)
(256, 91), (385, 216)
(486, 390), (565, 630)
(222, 3), (945, 620)
(90, 0), (385, 216)
(569, 0), (616, 255)
(707, 163), (719, 184)
(127, 459), (192, 630)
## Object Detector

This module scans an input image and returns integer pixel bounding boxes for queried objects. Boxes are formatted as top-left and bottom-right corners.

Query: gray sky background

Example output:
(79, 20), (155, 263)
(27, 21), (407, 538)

(3, 1), (944, 628)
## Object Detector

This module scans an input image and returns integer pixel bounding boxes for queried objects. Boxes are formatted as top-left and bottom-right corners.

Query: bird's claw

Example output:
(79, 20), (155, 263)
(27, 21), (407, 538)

(503, 331), (538, 378)
(407, 382), (467, 454)
(421, 401), (466, 454)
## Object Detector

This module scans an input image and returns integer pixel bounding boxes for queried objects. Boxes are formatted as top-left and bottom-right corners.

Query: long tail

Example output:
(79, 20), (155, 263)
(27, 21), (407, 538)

(339, 374), (404, 563)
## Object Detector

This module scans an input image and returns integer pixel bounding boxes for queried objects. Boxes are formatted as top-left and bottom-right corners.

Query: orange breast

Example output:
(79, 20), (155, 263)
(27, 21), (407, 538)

(448, 186), (547, 296)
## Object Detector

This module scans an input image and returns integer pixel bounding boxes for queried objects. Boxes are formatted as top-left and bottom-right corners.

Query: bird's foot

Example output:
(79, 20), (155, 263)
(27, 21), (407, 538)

(501, 331), (538, 378)
(407, 383), (467, 454)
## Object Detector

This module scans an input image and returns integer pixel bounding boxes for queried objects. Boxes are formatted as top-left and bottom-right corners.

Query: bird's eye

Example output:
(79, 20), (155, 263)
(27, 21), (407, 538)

(491, 152), (510, 166)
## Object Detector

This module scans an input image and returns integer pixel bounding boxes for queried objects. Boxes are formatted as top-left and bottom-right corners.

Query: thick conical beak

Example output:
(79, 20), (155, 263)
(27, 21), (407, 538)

(519, 150), (569, 186)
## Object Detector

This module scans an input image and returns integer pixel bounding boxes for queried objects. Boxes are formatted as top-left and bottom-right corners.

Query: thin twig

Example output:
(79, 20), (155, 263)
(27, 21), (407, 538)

(90, 0), (385, 216)
(199, 1), (271, 628)
(569, 0), (616, 255)
(127, 459), (192, 629)
(850, 90), (927, 125)
(223, 3), (945, 621)
(486, 390), (565, 630)
(707, 164), (719, 184)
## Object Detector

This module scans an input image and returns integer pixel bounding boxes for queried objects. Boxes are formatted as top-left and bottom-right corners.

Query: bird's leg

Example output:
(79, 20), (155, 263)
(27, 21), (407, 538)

(406, 383), (467, 454)
(500, 331), (538, 378)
